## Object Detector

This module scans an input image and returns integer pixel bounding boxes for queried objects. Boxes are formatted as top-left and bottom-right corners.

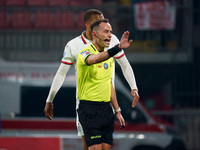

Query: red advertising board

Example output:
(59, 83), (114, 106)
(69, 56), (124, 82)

(0, 137), (60, 150)
(134, 1), (176, 30)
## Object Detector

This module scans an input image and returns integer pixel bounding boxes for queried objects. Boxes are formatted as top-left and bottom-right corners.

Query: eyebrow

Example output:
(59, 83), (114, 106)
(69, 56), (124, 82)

(103, 29), (112, 33)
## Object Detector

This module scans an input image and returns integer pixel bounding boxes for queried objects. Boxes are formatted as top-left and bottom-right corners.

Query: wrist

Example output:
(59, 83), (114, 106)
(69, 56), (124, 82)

(46, 98), (53, 103)
(107, 45), (122, 57)
(131, 89), (138, 93)
(118, 44), (122, 49)
(115, 107), (121, 113)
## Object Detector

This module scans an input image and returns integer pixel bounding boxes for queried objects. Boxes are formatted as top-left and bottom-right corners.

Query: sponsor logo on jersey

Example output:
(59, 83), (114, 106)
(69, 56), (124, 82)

(63, 51), (66, 58)
(104, 63), (108, 69)
(80, 51), (91, 58)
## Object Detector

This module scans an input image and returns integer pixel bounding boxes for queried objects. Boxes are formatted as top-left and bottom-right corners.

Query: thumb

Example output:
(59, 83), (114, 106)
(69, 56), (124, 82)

(128, 40), (133, 45)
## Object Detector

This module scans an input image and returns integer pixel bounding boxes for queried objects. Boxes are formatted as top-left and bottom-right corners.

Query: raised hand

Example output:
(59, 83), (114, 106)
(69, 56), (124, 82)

(118, 31), (133, 49)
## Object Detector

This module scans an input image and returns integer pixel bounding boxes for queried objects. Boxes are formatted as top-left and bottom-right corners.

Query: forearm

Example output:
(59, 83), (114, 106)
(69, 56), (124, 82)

(110, 82), (120, 110)
(117, 56), (138, 90)
(110, 82), (125, 128)
(46, 63), (70, 103)
(87, 45), (121, 65)
(87, 51), (110, 65)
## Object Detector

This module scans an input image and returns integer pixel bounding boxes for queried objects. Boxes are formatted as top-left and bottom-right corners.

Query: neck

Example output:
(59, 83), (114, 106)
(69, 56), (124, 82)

(93, 41), (104, 52)
(85, 30), (93, 40)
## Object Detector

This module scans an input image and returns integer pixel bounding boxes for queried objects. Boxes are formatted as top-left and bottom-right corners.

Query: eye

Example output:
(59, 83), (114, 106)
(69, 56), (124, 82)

(104, 30), (110, 33)
(104, 30), (112, 34)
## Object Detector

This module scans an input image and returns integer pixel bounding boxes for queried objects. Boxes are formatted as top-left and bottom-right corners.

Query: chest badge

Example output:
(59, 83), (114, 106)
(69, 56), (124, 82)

(104, 63), (108, 69)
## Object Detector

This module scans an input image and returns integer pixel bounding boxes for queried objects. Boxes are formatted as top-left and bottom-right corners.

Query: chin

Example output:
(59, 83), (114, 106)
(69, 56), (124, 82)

(105, 43), (110, 47)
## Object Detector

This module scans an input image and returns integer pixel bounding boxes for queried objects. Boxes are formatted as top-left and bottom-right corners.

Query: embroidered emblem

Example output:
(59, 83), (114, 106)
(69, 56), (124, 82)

(104, 63), (108, 69)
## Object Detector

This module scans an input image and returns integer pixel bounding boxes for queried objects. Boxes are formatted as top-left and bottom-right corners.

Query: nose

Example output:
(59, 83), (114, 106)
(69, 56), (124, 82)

(108, 32), (112, 38)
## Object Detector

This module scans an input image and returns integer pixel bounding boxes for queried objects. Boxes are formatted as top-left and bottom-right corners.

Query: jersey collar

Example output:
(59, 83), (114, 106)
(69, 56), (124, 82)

(81, 31), (92, 44)
(91, 44), (97, 51)
(91, 44), (106, 53)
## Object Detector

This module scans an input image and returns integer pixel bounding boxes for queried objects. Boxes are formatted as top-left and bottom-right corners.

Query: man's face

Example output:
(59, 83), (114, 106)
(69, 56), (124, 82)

(96, 22), (112, 48)
(87, 14), (104, 31)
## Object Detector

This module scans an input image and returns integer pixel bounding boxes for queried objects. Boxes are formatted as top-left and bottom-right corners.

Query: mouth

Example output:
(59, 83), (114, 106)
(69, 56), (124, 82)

(104, 39), (111, 45)
(104, 39), (110, 42)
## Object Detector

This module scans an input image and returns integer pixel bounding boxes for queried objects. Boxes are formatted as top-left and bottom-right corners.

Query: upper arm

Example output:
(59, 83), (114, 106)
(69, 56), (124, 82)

(61, 43), (74, 65)
(86, 54), (96, 65)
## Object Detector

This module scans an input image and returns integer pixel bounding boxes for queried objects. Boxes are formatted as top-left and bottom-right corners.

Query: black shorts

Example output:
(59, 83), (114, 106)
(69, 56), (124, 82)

(77, 100), (115, 147)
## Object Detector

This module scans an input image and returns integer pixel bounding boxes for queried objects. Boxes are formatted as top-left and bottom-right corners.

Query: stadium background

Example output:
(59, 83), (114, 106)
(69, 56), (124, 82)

(0, 0), (200, 149)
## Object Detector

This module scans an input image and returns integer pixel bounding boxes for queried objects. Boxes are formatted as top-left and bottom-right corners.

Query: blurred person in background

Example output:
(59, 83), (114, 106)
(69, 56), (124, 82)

(44, 9), (139, 150)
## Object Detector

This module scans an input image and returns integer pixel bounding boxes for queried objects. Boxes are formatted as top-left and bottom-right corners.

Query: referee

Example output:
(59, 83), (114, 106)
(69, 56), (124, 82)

(44, 9), (139, 150)
(76, 19), (133, 150)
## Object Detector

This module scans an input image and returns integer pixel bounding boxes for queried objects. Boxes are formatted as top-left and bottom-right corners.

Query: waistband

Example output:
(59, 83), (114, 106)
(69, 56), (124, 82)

(79, 100), (110, 105)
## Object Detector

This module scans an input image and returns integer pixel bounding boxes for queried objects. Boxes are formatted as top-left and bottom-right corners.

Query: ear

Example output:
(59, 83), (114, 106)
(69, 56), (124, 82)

(92, 31), (97, 38)
(85, 22), (90, 29)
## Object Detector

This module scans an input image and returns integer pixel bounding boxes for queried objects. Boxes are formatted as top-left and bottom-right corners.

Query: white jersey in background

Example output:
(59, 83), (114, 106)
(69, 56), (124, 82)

(46, 31), (138, 136)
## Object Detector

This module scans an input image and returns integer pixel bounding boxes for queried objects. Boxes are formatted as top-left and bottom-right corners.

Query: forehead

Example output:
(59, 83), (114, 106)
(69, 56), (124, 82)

(89, 14), (104, 23)
(99, 22), (112, 31)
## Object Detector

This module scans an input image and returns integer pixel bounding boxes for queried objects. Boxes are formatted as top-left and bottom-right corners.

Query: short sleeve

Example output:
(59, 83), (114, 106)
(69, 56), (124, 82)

(78, 50), (92, 65)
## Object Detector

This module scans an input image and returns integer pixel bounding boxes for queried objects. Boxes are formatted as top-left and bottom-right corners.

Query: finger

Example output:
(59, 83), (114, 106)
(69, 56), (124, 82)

(117, 116), (123, 128)
(50, 109), (54, 118)
(126, 31), (130, 36)
(132, 97), (137, 107)
(119, 119), (123, 128)
(45, 112), (53, 120)
(131, 91), (139, 107)
(48, 115), (53, 120)
(120, 123), (125, 129)
(44, 108), (53, 120)
(44, 109), (48, 118)
(124, 31), (129, 38)
(121, 32), (126, 40)
(132, 96), (139, 108)
(122, 31), (128, 37)
(132, 101), (136, 108)
(120, 125), (125, 129)
(121, 118), (125, 127)
(120, 116), (125, 129)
